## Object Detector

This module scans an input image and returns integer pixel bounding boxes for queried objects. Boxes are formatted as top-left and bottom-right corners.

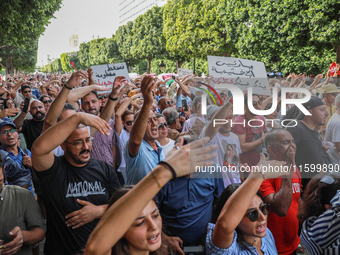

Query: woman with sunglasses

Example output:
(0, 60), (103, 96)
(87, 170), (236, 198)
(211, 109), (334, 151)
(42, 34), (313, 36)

(206, 161), (288, 255)
(40, 94), (53, 112)
(298, 172), (340, 254)
(156, 113), (175, 157)
(84, 137), (218, 255)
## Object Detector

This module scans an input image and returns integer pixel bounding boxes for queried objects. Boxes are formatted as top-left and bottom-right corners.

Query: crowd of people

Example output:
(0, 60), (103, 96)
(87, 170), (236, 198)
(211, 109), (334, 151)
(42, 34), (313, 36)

(0, 67), (340, 255)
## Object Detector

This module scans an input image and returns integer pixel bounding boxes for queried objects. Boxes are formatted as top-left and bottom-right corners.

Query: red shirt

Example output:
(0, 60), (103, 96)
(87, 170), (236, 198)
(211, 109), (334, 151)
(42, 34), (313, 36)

(260, 167), (301, 255)
(232, 115), (266, 166)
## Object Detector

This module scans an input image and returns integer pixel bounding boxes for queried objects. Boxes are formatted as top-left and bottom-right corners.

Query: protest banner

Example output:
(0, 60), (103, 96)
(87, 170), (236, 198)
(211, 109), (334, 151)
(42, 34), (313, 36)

(91, 62), (130, 90)
(207, 56), (271, 95)
(178, 68), (193, 78)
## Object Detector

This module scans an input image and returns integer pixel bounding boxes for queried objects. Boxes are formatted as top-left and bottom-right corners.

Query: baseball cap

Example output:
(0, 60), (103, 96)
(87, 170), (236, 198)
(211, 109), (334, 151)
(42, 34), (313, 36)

(296, 97), (326, 120)
(0, 118), (17, 130)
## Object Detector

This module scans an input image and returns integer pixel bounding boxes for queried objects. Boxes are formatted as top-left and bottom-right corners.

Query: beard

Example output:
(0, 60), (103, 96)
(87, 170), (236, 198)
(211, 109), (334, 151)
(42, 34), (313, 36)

(87, 107), (99, 116)
(33, 111), (46, 120)
(65, 146), (91, 165)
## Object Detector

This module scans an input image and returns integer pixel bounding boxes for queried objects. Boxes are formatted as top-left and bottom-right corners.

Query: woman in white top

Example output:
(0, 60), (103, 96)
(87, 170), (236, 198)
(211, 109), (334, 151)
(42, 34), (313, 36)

(155, 113), (175, 156)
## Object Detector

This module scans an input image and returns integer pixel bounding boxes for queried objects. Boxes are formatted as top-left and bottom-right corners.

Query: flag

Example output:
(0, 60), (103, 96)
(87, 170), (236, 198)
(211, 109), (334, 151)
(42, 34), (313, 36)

(69, 61), (75, 70)
(329, 61), (340, 76)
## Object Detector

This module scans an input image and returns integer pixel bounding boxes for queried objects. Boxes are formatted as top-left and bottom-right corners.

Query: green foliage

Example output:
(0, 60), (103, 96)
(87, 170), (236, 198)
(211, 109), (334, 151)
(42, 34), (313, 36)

(130, 6), (166, 73)
(182, 58), (209, 76)
(60, 53), (72, 72)
(50, 58), (62, 72)
(150, 58), (177, 75)
(115, 21), (136, 67)
(0, 0), (62, 47)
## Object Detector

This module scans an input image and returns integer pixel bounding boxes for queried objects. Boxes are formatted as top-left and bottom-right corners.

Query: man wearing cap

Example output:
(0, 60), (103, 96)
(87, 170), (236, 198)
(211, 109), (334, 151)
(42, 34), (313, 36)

(325, 94), (340, 165)
(316, 83), (340, 130)
(286, 97), (329, 190)
(0, 120), (34, 195)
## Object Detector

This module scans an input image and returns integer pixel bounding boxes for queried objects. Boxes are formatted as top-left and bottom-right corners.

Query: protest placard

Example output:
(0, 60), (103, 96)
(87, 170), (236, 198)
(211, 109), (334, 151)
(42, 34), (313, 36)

(178, 68), (193, 78)
(91, 62), (130, 89)
(207, 56), (271, 95)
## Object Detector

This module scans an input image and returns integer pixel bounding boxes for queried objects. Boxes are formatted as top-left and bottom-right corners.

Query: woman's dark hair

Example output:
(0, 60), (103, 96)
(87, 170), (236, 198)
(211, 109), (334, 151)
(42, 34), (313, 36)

(108, 186), (169, 255)
(121, 110), (133, 122)
(298, 172), (340, 222)
(211, 184), (264, 251)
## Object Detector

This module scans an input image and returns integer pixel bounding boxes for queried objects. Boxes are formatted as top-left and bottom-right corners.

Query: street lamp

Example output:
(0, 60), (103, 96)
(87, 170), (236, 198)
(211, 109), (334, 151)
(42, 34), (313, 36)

(159, 61), (166, 72)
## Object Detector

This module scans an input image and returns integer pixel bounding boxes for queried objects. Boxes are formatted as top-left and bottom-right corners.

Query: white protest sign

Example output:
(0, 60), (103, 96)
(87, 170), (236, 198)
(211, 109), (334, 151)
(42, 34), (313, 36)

(207, 56), (271, 95)
(178, 68), (193, 78)
(91, 62), (130, 89)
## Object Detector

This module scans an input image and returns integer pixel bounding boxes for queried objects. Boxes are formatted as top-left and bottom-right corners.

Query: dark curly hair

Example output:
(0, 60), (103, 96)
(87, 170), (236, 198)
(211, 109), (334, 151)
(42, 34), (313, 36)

(211, 183), (264, 252)
(298, 172), (340, 222)
(108, 186), (169, 255)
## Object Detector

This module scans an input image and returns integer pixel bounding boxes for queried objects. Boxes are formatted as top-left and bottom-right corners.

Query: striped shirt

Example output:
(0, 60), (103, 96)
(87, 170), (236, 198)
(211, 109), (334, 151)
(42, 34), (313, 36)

(91, 118), (120, 168)
(300, 190), (340, 255)
(205, 223), (278, 255)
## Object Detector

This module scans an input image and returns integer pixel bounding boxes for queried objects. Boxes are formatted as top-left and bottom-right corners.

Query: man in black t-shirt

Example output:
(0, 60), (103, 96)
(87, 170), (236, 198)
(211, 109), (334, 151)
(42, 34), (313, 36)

(31, 110), (121, 255)
(14, 100), (46, 150)
(286, 97), (329, 191)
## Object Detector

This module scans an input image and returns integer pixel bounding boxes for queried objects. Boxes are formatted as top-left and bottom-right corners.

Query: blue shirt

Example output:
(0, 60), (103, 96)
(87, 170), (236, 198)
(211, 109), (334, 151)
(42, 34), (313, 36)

(2, 146), (34, 194)
(175, 94), (191, 109)
(206, 223), (278, 254)
(124, 139), (164, 184)
(32, 88), (40, 100)
(157, 172), (224, 246)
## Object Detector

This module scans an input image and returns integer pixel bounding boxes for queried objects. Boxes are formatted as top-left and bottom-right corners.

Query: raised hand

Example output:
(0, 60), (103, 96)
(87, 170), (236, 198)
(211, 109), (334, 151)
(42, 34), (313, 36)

(77, 112), (111, 136)
(140, 75), (154, 105)
(65, 71), (88, 89)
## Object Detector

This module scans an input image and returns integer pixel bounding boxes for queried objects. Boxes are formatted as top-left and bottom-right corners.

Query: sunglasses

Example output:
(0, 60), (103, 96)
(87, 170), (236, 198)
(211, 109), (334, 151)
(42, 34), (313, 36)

(23, 90), (31, 93)
(158, 123), (167, 130)
(0, 128), (18, 136)
(320, 172), (340, 185)
(246, 203), (270, 222)
(43, 99), (52, 104)
(252, 101), (261, 107)
(125, 121), (134, 126)
(99, 95), (108, 100)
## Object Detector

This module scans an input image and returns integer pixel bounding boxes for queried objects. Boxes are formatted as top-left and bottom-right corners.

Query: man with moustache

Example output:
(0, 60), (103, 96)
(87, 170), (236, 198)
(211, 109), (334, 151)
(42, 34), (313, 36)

(124, 75), (165, 184)
(31, 112), (121, 255)
(14, 100), (46, 150)
(260, 129), (302, 255)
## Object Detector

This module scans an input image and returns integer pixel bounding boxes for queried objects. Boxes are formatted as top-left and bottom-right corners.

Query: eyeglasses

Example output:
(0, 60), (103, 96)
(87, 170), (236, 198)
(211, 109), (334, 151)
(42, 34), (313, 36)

(125, 121), (134, 126)
(65, 137), (95, 150)
(226, 115), (234, 120)
(158, 123), (167, 130)
(23, 90), (31, 94)
(43, 99), (52, 104)
(0, 128), (18, 136)
(246, 203), (270, 222)
(320, 172), (340, 185)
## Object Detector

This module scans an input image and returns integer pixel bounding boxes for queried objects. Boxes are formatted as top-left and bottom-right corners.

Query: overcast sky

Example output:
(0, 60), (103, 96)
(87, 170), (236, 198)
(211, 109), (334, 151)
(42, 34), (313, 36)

(37, 0), (120, 67)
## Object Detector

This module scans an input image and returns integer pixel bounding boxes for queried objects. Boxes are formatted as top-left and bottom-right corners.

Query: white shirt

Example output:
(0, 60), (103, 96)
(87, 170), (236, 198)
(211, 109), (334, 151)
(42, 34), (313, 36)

(160, 139), (175, 157)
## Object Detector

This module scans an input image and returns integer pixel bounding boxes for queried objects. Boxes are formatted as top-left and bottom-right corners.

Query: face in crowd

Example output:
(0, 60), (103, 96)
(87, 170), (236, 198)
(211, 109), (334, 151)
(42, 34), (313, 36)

(310, 105), (329, 126)
(157, 117), (168, 139)
(82, 93), (100, 116)
(124, 200), (162, 253)
(0, 125), (19, 149)
(22, 87), (32, 99)
(62, 127), (93, 165)
(123, 114), (134, 133)
(144, 111), (159, 142)
(219, 110), (234, 134)
(267, 130), (296, 163)
(40, 96), (53, 112)
(30, 100), (46, 121)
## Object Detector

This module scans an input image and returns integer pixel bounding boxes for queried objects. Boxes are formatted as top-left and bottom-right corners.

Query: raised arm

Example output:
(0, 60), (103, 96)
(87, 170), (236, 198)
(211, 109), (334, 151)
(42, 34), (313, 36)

(115, 94), (141, 136)
(211, 160), (288, 249)
(42, 71), (88, 132)
(205, 102), (233, 140)
(99, 76), (128, 123)
(85, 137), (218, 255)
(32, 112), (111, 172)
(128, 76), (154, 157)
(176, 77), (191, 97)
(66, 85), (110, 110)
